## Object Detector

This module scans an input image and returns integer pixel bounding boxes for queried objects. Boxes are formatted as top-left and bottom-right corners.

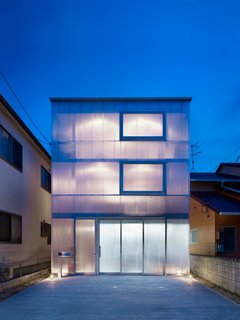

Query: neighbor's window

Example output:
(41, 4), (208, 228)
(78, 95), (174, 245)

(0, 125), (23, 171)
(0, 212), (22, 243)
(190, 229), (198, 243)
(223, 227), (236, 252)
(121, 162), (164, 194)
(121, 113), (164, 140)
(41, 166), (51, 193)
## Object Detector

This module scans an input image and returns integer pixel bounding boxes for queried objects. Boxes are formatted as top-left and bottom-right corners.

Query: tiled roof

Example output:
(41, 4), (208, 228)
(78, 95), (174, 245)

(191, 191), (240, 215)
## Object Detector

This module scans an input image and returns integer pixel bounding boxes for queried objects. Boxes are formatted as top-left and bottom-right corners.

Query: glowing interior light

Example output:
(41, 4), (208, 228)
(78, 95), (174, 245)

(74, 113), (119, 141)
(123, 163), (163, 191)
(123, 113), (163, 137)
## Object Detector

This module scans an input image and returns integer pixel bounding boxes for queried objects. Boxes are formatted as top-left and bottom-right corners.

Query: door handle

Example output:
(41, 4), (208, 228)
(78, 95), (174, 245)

(99, 246), (101, 258)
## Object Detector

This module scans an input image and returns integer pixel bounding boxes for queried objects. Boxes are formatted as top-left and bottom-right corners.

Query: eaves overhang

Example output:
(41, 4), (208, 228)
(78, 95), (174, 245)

(0, 95), (51, 160)
(50, 97), (192, 103)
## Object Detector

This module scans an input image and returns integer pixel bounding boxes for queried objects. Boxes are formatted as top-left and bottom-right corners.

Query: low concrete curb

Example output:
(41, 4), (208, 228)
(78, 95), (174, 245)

(0, 269), (50, 293)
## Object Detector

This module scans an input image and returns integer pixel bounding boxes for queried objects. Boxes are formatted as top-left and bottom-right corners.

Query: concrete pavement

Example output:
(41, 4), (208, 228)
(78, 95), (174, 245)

(0, 275), (239, 319)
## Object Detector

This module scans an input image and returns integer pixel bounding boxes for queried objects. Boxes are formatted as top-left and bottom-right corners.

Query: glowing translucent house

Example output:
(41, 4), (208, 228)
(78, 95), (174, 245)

(51, 98), (191, 275)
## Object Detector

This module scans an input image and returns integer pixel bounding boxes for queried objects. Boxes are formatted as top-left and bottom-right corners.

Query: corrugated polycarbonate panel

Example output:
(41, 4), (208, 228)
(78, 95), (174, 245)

(76, 220), (95, 273)
(166, 113), (189, 141)
(53, 162), (119, 195)
(72, 141), (189, 160)
(100, 221), (121, 273)
(144, 221), (165, 274)
(53, 113), (74, 141)
(52, 195), (189, 215)
(166, 220), (189, 274)
(123, 163), (163, 192)
(75, 113), (119, 141)
(51, 219), (74, 274)
(166, 162), (189, 195)
(122, 221), (143, 273)
(52, 100), (190, 218)
(123, 113), (163, 137)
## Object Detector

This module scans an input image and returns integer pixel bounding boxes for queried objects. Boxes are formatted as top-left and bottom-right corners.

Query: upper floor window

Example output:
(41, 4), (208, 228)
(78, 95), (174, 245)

(0, 125), (23, 171)
(41, 166), (51, 193)
(0, 211), (22, 243)
(120, 162), (165, 194)
(120, 113), (165, 140)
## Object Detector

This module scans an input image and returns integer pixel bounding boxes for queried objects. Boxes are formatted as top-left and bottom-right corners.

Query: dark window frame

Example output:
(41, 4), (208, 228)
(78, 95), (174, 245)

(119, 112), (166, 141)
(0, 211), (22, 244)
(41, 165), (51, 193)
(119, 160), (166, 195)
(0, 125), (23, 172)
(190, 229), (198, 243)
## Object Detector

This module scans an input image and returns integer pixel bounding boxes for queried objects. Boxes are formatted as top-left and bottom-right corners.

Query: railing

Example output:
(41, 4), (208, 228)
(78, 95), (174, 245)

(0, 254), (50, 283)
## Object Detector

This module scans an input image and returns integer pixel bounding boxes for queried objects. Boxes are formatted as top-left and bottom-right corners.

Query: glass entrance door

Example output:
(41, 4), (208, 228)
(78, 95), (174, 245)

(99, 220), (121, 272)
(99, 220), (165, 274)
(122, 221), (143, 273)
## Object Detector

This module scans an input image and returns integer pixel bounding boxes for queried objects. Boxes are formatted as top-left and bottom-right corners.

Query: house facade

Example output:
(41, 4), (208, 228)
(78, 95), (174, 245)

(190, 163), (240, 258)
(0, 95), (51, 279)
(51, 98), (191, 275)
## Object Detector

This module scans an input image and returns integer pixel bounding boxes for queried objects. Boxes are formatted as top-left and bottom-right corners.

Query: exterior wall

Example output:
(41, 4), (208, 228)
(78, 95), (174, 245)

(51, 99), (190, 274)
(52, 100), (189, 217)
(190, 197), (240, 258)
(190, 181), (218, 191)
(190, 254), (240, 296)
(215, 215), (240, 258)
(190, 197), (216, 255)
(0, 101), (51, 268)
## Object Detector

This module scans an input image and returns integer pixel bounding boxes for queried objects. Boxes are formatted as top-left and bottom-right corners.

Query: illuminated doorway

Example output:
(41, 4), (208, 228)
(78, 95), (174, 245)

(99, 220), (165, 274)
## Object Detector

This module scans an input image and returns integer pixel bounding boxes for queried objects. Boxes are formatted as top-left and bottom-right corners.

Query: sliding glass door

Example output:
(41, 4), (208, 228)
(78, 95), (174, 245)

(99, 220), (121, 272)
(99, 220), (165, 274)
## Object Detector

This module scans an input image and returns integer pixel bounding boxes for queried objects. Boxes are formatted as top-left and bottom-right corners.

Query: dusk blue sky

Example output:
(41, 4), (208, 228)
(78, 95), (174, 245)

(1, 0), (240, 172)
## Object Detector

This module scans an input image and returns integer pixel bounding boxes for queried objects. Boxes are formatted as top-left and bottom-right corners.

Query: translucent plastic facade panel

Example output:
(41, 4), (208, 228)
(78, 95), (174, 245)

(99, 221), (121, 273)
(75, 113), (119, 141)
(144, 221), (165, 274)
(53, 162), (119, 195)
(52, 100), (190, 218)
(166, 162), (189, 195)
(123, 164), (163, 192)
(76, 220), (95, 273)
(122, 221), (143, 273)
(166, 113), (189, 141)
(53, 113), (74, 141)
(123, 113), (163, 137)
(72, 141), (189, 160)
(166, 220), (189, 274)
(52, 195), (189, 214)
(51, 219), (74, 274)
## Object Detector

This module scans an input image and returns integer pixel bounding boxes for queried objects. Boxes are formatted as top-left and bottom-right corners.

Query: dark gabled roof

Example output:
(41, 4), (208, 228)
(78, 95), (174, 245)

(191, 191), (240, 215)
(191, 172), (222, 181)
(216, 162), (240, 177)
(50, 97), (192, 102)
(0, 95), (50, 160)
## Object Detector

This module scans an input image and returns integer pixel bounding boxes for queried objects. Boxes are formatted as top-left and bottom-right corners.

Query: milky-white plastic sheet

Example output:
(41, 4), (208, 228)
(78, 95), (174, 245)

(52, 101), (190, 216)
(166, 219), (189, 274)
(51, 219), (74, 274)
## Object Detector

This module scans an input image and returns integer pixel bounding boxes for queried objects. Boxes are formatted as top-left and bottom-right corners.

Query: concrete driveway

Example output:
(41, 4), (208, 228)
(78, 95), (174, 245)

(0, 275), (239, 319)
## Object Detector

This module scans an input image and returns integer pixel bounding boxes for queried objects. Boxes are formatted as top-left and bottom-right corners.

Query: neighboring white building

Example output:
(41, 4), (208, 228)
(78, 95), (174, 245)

(0, 95), (51, 278)
(51, 97), (191, 275)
